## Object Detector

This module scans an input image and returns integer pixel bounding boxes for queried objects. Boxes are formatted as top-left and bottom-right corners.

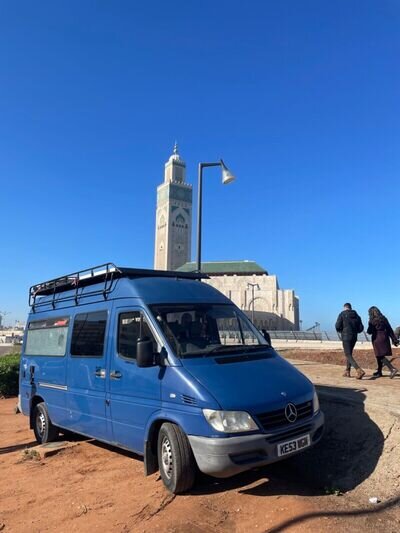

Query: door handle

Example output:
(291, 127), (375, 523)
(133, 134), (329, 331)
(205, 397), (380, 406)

(110, 370), (122, 380)
(95, 368), (106, 379)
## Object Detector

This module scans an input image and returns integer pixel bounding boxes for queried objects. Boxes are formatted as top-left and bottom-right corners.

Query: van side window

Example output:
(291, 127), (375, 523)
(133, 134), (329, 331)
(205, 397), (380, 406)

(118, 311), (156, 360)
(26, 317), (69, 357)
(71, 311), (107, 357)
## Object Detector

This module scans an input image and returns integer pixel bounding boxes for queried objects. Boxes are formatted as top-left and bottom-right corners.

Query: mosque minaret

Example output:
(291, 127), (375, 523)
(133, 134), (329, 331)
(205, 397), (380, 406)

(153, 144), (300, 330)
(154, 143), (193, 270)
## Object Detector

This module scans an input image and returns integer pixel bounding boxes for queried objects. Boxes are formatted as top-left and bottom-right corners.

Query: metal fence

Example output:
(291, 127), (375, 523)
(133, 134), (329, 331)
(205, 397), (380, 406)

(267, 330), (371, 342)
(220, 329), (371, 343)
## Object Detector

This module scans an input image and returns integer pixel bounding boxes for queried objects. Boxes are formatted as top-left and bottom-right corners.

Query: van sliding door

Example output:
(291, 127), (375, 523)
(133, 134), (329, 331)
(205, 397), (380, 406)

(67, 307), (111, 441)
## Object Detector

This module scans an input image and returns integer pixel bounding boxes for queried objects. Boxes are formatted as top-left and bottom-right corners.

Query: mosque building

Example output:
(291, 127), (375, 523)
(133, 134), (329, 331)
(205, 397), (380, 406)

(154, 145), (299, 330)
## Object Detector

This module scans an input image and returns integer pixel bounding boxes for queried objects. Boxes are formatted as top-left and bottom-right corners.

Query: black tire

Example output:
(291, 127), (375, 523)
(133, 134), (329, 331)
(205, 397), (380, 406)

(32, 402), (59, 444)
(157, 422), (196, 494)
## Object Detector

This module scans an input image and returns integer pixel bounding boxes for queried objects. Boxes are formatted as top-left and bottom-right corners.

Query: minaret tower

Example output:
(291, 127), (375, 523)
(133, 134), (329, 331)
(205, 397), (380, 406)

(154, 143), (192, 270)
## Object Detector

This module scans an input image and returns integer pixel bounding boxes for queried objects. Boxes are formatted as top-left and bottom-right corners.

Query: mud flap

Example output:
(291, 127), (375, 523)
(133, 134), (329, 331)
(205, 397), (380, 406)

(144, 439), (158, 476)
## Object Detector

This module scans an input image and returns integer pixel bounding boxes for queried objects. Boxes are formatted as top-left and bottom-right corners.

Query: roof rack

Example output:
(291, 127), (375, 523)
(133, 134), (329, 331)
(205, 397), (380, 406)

(29, 263), (206, 311)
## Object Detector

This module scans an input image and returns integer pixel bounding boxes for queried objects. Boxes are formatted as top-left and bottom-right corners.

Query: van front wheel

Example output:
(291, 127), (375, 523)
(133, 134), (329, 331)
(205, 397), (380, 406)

(157, 423), (196, 494)
(33, 402), (59, 444)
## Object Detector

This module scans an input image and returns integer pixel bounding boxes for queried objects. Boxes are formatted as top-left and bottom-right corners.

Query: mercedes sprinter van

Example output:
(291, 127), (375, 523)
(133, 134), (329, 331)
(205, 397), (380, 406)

(19, 263), (324, 493)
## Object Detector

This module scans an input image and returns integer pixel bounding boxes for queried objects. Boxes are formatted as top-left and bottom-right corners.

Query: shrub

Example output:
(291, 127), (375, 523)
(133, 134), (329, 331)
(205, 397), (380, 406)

(0, 353), (20, 397)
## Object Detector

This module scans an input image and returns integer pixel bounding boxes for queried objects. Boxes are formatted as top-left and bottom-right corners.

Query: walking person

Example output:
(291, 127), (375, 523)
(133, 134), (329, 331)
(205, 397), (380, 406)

(335, 303), (365, 379)
(367, 306), (398, 379)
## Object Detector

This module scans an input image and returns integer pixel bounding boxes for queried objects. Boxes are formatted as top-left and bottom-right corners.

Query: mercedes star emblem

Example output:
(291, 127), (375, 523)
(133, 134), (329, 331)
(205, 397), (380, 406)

(285, 403), (298, 423)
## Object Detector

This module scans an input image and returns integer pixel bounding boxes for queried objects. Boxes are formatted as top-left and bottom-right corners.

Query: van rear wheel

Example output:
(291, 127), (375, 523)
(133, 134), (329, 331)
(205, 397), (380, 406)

(157, 423), (196, 494)
(33, 402), (59, 444)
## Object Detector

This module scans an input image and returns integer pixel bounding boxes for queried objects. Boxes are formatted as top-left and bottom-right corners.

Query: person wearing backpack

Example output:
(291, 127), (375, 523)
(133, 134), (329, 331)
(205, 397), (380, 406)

(335, 303), (365, 379)
(367, 306), (398, 379)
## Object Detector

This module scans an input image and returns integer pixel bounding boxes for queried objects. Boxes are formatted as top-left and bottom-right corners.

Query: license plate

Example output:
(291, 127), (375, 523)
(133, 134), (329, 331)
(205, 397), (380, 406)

(277, 434), (311, 457)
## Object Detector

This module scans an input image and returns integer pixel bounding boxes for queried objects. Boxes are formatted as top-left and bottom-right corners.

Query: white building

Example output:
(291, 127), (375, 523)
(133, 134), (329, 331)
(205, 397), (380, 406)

(154, 146), (300, 330)
(177, 260), (299, 330)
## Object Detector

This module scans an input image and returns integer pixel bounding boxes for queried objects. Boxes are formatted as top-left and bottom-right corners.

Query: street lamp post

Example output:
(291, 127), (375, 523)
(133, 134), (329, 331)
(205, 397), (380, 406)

(247, 283), (260, 324)
(196, 160), (235, 273)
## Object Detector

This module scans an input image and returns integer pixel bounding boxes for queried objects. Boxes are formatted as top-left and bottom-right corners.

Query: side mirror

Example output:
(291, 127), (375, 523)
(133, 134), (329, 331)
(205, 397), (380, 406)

(137, 337), (157, 367)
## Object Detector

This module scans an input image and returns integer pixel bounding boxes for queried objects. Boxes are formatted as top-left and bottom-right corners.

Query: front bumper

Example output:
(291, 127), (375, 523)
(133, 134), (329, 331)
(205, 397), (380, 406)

(188, 410), (324, 478)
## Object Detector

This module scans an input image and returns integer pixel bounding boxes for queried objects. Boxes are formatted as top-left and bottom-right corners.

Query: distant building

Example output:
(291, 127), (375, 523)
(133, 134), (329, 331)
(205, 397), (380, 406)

(0, 327), (24, 345)
(154, 145), (300, 331)
(154, 143), (192, 270)
(178, 261), (299, 330)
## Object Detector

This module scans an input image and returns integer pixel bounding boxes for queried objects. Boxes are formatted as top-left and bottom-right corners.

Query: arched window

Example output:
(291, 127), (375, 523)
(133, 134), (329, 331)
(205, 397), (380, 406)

(175, 214), (185, 227)
(158, 215), (166, 229)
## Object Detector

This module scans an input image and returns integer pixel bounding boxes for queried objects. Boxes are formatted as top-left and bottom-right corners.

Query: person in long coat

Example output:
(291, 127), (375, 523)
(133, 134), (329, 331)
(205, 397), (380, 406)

(367, 306), (398, 379)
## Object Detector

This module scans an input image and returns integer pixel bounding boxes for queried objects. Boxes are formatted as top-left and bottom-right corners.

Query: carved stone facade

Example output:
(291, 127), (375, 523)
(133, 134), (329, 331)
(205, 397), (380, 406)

(178, 261), (300, 331)
(154, 144), (192, 270)
(205, 274), (299, 331)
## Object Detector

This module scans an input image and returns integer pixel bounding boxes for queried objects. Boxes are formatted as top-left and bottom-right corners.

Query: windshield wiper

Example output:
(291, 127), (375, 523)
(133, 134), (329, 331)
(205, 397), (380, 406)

(205, 344), (269, 356)
(181, 345), (243, 358)
(182, 344), (270, 358)
(206, 345), (244, 354)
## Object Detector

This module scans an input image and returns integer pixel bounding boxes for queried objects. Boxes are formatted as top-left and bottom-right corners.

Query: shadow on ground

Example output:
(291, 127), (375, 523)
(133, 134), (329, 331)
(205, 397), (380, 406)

(0, 441), (37, 455)
(192, 384), (384, 497)
(265, 494), (400, 533)
(59, 383), (384, 499)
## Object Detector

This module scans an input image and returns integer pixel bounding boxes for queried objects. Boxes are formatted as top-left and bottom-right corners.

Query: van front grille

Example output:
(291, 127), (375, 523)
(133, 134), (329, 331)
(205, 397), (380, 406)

(257, 400), (313, 431)
(267, 424), (313, 443)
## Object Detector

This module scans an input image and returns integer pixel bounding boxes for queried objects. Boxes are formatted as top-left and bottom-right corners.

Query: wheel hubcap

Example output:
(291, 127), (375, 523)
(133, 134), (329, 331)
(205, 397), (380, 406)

(37, 412), (46, 436)
(161, 436), (173, 479)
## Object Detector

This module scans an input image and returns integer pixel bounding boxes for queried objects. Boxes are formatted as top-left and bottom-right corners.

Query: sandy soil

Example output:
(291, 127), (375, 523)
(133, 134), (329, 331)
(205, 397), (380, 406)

(280, 347), (400, 371)
(1, 390), (399, 533)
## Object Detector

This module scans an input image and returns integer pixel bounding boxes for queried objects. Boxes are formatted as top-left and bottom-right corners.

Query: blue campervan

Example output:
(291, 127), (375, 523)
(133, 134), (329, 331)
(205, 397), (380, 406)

(19, 263), (324, 493)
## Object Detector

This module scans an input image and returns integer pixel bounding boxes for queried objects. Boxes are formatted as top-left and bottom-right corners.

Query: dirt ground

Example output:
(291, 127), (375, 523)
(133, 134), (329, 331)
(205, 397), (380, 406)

(280, 347), (400, 371)
(1, 355), (400, 533)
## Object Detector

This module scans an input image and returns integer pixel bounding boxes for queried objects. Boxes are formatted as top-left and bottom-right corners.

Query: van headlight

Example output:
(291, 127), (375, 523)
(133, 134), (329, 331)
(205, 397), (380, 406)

(203, 409), (258, 433)
(313, 390), (320, 414)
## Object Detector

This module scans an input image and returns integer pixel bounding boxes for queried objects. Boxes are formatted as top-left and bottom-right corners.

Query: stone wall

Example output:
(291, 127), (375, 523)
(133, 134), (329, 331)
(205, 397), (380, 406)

(203, 273), (299, 330)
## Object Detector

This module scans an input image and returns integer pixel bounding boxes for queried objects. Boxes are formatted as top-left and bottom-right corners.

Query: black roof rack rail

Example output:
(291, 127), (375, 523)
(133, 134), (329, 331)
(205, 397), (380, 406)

(29, 263), (206, 311)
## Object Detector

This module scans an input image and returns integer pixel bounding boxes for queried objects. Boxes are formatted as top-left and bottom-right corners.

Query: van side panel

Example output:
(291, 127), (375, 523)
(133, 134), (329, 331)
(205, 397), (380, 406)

(20, 312), (71, 426)
(66, 304), (112, 441)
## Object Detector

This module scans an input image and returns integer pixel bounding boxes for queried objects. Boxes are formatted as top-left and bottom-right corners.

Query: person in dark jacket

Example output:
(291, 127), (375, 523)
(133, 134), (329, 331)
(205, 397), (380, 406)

(367, 306), (398, 379)
(335, 303), (365, 379)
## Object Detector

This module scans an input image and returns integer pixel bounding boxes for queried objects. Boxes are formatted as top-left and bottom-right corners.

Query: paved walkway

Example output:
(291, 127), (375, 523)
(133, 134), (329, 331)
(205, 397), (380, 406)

(274, 340), (372, 350)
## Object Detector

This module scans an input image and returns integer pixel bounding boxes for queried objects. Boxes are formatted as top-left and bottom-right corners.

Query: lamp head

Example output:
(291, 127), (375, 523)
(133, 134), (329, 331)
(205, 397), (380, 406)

(220, 160), (235, 185)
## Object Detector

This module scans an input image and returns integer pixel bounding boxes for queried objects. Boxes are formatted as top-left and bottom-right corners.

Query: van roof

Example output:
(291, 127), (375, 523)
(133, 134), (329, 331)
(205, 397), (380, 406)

(29, 263), (226, 312)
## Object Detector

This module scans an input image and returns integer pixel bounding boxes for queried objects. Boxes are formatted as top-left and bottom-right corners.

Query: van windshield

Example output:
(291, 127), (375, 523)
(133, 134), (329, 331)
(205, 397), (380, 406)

(149, 303), (267, 358)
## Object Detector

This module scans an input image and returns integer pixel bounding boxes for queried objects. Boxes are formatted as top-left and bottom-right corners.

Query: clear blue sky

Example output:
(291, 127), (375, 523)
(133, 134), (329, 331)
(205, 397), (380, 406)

(1, 0), (399, 330)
